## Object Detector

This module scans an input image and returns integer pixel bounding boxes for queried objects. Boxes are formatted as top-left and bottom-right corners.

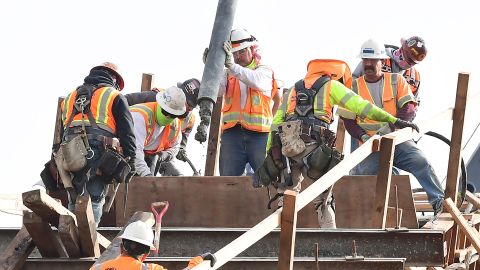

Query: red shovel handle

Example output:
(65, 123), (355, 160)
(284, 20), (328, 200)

(151, 201), (169, 222)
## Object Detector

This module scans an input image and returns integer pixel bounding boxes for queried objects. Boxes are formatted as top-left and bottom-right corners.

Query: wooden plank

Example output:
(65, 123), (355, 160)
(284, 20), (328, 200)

(466, 191), (480, 209)
(93, 211), (154, 266)
(333, 175), (418, 229)
(115, 176), (318, 227)
(0, 226), (35, 270)
(413, 193), (428, 201)
(75, 195), (100, 257)
(204, 96), (223, 176)
(23, 211), (68, 257)
(386, 206), (403, 228)
(53, 97), (65, 146)
(371, 136), (395, 229)
(445, 73), (470, 205)
(58, 214), (81, 258)
(97, 233), (111, 253)
(278, 190), (297, 270)
(444, 198), (480, 256)
(22, 189), (76, 227)
(140, 73), (154, 91)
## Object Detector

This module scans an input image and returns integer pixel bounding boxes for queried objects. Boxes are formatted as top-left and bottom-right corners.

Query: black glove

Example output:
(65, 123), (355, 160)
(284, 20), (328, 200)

(201, 252), (217, 267)
(176, 148), (188, 162)
(158, 151), (173, 163)
(394, 119), (419, 133)
(256, 154), (280, 187)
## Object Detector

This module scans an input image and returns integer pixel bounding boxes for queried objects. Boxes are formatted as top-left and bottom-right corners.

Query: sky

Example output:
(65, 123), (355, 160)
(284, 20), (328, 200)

(0, 0), (479, 226)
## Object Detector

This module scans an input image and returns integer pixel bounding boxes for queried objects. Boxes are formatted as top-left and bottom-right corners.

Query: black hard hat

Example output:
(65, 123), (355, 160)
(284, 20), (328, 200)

(177, 78), (200, 108)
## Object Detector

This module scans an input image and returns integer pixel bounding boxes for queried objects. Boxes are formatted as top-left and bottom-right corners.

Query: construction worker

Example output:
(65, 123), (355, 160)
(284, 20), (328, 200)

(59, 62), (136, 225)
(348, 36), (427, 153)
(126, 79), (201, 176)
(90, 220), (216, 270)
(215, 29), (278, 186)
(130, 86), (187, 177)
(255, 59), (419, 228)
(345, 39), (444, 216)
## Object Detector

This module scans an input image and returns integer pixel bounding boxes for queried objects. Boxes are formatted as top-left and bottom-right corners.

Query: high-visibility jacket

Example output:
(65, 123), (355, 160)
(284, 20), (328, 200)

(382, 58), (421, 97)
(221, 73), (275, 132)
(352, 73), (416, 136)
(90, 254), (166, 270)
(179, 111), (195, 133)
(130, 102), (181, 155)
(268, 79), (398, 150)
(61, 86), (120, 134)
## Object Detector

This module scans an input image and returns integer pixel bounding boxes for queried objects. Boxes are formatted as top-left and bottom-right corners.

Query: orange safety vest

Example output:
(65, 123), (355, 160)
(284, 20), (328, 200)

(383, 58), (420, 96)
(90, 254), (166, 270)
(221, 72), (275, 132)
(353, 73), (415, 136)
(61, 86), (120, 134)
(129, 102), (181, 155)
(179, 111), (195, 133)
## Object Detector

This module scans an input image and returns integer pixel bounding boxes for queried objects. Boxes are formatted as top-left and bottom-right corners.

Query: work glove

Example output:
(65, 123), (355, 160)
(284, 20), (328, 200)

(158, 151), (173, 163)
(255, 154), (280, 187)
(201, 252), (217, 267)
(202, 48), (209, 64)
(186, 252), (216, 268)
(176, 148), (188, 162)
(360, 134), (370, 143)
(393, 119), (419, 133)
(223, 41), (235, 69)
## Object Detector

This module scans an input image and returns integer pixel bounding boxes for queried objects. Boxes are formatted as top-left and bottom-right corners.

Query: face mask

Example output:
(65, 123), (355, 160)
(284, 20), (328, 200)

(393, 49), (412, 70)
(246, 58), (256, 69)
(155, 105), (174, 126)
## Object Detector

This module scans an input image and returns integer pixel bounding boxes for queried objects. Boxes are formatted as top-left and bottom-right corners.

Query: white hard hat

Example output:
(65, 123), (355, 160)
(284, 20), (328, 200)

(156, 86), (187, 116)
(358, 39), (389, 59)
(230, 29), (258, 53)
(120, 221), (155, 248)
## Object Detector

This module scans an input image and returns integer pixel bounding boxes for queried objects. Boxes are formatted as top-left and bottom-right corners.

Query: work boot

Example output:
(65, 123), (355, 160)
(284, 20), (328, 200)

(317, 204), (336, 228)
(433, 200), (444, 218)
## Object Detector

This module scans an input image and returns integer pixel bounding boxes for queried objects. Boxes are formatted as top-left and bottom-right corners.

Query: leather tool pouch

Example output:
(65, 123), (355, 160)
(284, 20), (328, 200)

(98, 148), (130, 184)
(40, 159), (63, 191)
(278, 120), (306, 157)
(61, 135), (87, 172)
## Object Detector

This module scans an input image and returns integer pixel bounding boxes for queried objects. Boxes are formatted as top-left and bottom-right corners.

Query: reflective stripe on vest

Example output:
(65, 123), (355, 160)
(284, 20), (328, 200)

(221, 74), (274, 132)
(179, 111), (195, 133)
(354, 74), (398, 136)
(130, 102), (180, 155)
(284, 80), (334, 123)
(62, 86), (120, 134)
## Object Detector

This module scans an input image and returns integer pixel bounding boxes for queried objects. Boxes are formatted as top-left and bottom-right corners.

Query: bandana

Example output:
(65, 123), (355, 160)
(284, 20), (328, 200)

(155, 104), (174, 126)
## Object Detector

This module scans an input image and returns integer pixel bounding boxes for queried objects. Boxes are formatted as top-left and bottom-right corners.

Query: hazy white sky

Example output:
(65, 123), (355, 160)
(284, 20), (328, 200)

(1, 0), (479, 225)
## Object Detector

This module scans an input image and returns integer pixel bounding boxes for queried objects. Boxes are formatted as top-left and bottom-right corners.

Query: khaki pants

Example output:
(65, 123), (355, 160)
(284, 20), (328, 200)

(276, 142), (336, 228)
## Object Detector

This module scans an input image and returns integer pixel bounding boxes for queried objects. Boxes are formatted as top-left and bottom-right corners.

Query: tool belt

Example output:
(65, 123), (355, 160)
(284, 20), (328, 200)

(96, 148), (131, 184)
(299, 122), (336, 148)
(64, 133), (121, 152)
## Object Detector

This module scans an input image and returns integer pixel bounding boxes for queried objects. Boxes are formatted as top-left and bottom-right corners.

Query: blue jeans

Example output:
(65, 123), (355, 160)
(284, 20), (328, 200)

(352, 140), (444, 209)
(220, 125), (268, 180)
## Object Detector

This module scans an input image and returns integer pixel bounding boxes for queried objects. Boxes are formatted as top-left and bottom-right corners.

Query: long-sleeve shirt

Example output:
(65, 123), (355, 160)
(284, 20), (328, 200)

(131, 112), (181, 176)
(218, 63), (274, 106)
(267, 80), (399, 150)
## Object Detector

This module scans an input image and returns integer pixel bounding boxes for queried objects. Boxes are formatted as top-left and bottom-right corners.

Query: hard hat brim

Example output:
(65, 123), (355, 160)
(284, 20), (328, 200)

(231, 41), (258, 53)
(91, 65), (125, 90)
(120, 235), (156, 249)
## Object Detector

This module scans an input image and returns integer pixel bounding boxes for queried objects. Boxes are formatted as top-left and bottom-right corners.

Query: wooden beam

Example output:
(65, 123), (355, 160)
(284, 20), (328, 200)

(53, 97), (65, 146)
(204, 97), (223, 176)
(58, 214), (81, 258)
(93, 211), (154, 266)
(75, 195), (100, 257)
(0, 226), (35, 270)
(371, 136), (395, 228)
(466, 191), (480, 209)
(22, 189), (76, 227)
(23, 211), (68, 257)
(140, 73), (154, 91)
(278, 190), (298, 270)
(445, 73), (470, 205)
(97, 233), (111, 253)
(444, 198), (480, 255)
(386, 206), (403, 228)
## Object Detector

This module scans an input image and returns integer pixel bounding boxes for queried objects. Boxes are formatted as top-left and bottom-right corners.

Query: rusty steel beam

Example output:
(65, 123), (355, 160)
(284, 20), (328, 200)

(21, 257), (404, 270)
(0, 228), (444, 266)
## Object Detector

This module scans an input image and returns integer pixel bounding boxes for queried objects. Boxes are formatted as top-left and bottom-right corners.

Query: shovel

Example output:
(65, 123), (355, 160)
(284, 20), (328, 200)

(151, 201), (169, 256)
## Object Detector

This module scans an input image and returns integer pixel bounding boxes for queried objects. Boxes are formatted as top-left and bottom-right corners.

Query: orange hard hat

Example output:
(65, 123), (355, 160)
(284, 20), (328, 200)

(91, 62), (125, 90)
(401, 36), (427, 65)
(305, 59), (352, 88)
